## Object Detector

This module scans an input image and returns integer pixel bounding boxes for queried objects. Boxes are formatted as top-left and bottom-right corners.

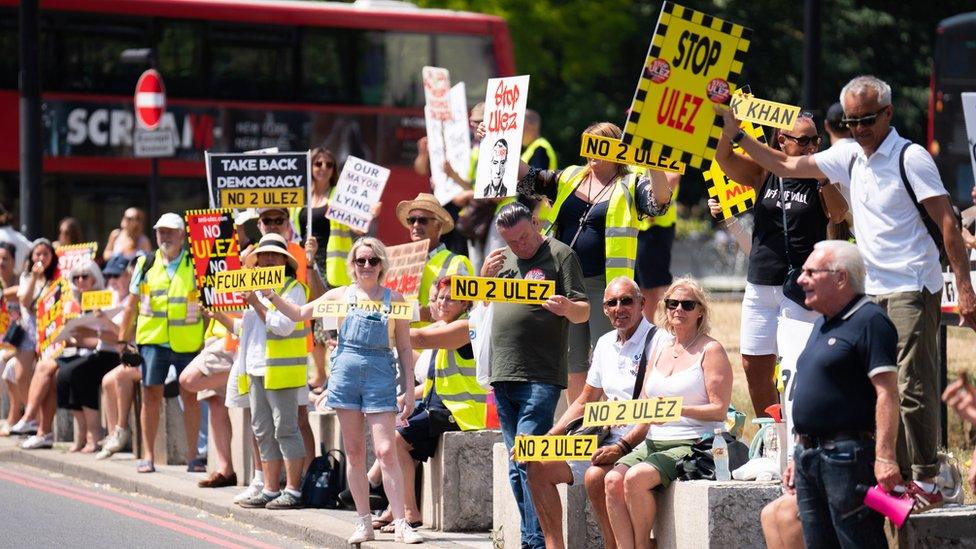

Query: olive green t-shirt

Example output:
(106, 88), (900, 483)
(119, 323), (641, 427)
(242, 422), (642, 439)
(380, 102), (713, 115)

(489, 237), (587, 388)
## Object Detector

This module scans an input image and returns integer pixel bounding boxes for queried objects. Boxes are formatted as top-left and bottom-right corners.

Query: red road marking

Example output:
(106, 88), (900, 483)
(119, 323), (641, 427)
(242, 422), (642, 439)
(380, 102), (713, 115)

(0, 467), (277, 549)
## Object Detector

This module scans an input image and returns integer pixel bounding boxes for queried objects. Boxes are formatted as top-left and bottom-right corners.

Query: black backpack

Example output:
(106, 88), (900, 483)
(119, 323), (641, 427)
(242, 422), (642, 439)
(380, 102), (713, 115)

(301, 446), (346, 509)
(676, 432), (750, 481)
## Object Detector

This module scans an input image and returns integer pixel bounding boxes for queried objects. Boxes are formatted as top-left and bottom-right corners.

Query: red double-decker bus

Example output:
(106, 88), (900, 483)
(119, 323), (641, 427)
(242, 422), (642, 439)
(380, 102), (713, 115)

(0, 0), (515, 244)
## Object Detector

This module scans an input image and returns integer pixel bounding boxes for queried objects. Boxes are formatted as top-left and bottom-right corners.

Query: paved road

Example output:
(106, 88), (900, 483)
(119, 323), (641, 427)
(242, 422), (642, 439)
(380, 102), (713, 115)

(0, 463), (308, 548)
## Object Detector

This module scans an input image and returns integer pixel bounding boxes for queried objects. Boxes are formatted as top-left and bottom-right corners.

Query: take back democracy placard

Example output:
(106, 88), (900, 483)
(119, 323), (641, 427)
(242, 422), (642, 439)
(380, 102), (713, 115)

(325, 155), (390, 232)
(213, 266), (285, 293)
(475, 75), (530, 199)
(450, 275), (554, 305)
(513, 435), (599, 462)
(207, 151), (310, 209)
(186, 209), (246, 311)
(579, 133), (685, 174)
(623, 2), (751, 170)
(582, 397), (683, 427)
(702, 120), (766, 220)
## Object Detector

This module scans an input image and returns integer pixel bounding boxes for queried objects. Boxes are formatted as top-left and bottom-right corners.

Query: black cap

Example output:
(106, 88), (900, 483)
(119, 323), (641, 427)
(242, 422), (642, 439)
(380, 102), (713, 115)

(826, 102), (845, 127)
(103, 254), (130, 277)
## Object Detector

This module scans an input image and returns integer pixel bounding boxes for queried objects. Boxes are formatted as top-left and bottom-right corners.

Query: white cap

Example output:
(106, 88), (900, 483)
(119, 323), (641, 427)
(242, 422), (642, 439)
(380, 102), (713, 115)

(153, 212), (185, 231)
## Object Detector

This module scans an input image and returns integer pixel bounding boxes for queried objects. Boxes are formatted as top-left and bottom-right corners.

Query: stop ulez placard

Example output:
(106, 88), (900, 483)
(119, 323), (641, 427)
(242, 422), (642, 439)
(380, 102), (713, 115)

(450, 276), (554, 305)
(582, 397), (683, 427)
(212, 266), (285, 293)
(513, 435), (599, 462)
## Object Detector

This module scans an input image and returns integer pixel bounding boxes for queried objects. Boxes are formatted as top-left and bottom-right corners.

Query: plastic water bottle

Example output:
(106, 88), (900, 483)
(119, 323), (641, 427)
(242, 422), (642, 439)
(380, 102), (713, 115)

(712, 428), (731, 481)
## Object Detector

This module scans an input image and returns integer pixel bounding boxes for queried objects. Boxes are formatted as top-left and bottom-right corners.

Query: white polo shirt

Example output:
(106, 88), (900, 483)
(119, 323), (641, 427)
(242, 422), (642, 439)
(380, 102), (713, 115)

(586, 318), (672, 438)
(814, 128), (946, 294)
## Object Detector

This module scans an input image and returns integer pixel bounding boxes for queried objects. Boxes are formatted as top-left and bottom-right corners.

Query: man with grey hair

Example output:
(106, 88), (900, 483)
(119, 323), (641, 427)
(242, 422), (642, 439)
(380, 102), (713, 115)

(789, 239), (901, 547)
(481, 201), (588, 549)
(717, 74), (974, 507)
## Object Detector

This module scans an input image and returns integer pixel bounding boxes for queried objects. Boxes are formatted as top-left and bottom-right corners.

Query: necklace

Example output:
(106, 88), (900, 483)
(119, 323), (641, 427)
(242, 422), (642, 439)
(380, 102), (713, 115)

(671, 332), (702, 358)
(568, 172), (616, 249)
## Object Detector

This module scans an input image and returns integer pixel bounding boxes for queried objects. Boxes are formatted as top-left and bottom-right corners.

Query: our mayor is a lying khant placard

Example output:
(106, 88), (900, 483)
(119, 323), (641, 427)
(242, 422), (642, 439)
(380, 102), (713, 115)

(427, 82), (472, 205)
(186, 208), (246, 311)
(207, 151), (310, 209)
(325, 155), (390, 232)
(475, 75), (530, 199)
(622, 2), (751, 169)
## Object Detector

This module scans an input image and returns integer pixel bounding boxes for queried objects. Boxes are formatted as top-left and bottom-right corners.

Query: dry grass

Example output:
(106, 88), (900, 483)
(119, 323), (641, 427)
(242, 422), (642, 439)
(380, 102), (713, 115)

(708, 298), (976, 502)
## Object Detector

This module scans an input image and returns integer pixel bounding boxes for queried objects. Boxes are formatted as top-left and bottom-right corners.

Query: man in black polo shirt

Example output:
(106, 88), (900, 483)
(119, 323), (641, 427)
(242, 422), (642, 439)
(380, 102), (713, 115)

(789, 240), (901, 548)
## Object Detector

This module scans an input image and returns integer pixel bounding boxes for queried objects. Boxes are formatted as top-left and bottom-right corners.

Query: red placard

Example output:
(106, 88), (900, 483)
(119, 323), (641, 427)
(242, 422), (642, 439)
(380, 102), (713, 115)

(185, 209), (246, 311)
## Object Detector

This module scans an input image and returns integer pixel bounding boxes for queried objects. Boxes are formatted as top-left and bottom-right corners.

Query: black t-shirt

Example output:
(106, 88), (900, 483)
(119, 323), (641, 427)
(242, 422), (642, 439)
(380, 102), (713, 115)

(555, 193), (607, 278)
(299, 206), (331, 269)
(792, 296), (898, 436)
(747, 174), (826, 285)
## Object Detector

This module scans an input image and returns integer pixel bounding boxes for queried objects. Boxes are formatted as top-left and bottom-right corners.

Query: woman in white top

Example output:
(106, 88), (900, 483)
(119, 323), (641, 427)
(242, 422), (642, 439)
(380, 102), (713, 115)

(604, 277), (733, 549)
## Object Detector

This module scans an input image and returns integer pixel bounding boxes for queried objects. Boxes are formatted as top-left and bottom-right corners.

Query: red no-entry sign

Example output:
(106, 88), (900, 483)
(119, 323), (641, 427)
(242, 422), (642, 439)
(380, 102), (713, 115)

(134, 69), (166, 130)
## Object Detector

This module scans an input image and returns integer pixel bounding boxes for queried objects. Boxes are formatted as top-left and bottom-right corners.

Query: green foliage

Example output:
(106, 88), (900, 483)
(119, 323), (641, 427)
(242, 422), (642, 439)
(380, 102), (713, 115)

(415, 0), (974, 202)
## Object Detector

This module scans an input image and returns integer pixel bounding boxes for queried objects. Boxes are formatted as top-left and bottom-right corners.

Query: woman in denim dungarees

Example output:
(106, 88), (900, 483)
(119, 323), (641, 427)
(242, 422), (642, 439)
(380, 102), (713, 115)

(268, 237), (421, 544)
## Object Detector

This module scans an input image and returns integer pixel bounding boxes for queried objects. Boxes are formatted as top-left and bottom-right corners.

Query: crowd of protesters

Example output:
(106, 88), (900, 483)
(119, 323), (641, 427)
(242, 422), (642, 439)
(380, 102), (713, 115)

(0, 72), (975, 549)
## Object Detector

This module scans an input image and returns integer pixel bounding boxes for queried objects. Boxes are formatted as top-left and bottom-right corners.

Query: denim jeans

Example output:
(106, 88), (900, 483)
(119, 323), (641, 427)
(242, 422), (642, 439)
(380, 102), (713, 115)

(794, 438), (886, 549)
(493, 381), (561, 549)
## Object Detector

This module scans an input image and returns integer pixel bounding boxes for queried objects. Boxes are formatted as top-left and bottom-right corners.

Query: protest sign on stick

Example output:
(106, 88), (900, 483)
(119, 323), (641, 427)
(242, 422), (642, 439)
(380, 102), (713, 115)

(37, 278), (71, 360)
(186, 209), (246, 311)
(383, 241), (429, 301)
(729, 89), (802, 131)
(474, 75), (530, 199)
(623, 2), (752, 169)
(56, 242), (98, 273)
(207, 151), (310, 209)
(427, 82), (472, 205)
(702, 121), (766, 220)
(325, 156), (390, 232)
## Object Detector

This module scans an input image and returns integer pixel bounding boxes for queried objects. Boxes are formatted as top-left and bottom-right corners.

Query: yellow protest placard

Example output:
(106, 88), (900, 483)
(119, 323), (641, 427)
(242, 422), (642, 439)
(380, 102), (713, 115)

(311, 300), (416, 320)
(729, 90), (802, 130)
(450, 276), (554, 305)
(213, 266), (285, 293)
(218, 188), (305, 209)
(81, 290), (115, 311)
(623, 2), (752, 169)
(582, 397), (683, 427)
(702, 120), (766, 220)
(513, 435), (599, 462)
(579, 133), (686, 174)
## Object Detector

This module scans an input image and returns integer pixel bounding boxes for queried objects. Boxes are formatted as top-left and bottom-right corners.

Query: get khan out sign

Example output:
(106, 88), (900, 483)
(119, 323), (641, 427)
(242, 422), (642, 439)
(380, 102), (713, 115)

(207, 151), (310, 208)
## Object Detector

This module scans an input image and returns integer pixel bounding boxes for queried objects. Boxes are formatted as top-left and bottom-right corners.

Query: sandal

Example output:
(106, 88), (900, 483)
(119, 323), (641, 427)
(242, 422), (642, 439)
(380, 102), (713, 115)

(186, 457), (208, 473)
(137, 460), (156, 473)
(371, 518), (392, 530)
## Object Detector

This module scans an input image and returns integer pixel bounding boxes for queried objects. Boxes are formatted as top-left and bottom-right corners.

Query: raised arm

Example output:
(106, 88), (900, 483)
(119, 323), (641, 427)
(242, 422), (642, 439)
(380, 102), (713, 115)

(714, 130), (766, 188)
(103, 229), (120, 261)
(635, 170), (677, 216)
(714, 105), (826, 180)
(679, 340), (733, 422)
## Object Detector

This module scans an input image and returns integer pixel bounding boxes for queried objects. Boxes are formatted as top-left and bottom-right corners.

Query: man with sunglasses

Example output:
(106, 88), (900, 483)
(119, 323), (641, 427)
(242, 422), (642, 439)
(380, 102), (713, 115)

(395, 193), (473, 326)
(718, 75), (976, 509)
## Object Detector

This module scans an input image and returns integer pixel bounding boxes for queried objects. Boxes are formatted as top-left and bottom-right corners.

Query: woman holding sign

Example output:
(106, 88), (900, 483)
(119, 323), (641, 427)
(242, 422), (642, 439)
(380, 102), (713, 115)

(267, 237), (422, 544)
(603, 277), (732, 549)
(508, 121), (675, 404)
(713, 113), (847, 419)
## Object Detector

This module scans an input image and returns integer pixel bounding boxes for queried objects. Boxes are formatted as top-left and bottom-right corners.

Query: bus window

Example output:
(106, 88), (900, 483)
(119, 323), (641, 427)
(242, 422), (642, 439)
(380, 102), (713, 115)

(359, 31), (430, 107)
(209, 24), (295, 101)
(300, 28), (355, 103)
(0, 9), (15, 90)
(435, 34), (495, 106)
(47, 16), (149, 94)
(942, 33), (976, 81)
(157, 19), (206, 98)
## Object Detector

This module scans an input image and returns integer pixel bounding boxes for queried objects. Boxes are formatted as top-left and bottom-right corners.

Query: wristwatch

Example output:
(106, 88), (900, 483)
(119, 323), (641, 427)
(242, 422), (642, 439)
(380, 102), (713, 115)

(731, 128), (746, 145)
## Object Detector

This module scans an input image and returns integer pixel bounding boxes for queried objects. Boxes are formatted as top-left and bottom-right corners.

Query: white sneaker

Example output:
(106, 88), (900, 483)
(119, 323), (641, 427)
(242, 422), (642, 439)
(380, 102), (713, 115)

(10, 419), (38, 435)
(347, 514), (374, 544)
(394, 519), (423, 544)
(104, 427), (130, 453)
(233, 477), (265, 504)
(21, 433), (53, 450)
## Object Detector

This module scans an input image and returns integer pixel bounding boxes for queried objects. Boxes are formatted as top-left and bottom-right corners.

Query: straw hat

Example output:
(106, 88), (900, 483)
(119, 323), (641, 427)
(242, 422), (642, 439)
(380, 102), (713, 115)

(243, 233), (298, 271)
(395, 193), (454, 233)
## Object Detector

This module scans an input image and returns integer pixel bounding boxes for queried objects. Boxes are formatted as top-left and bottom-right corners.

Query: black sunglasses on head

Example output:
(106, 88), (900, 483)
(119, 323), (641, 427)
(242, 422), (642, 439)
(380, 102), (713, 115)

(665, 299), (698, 311)
(603, 296), (636, 308)
(354, 257), (381, 266)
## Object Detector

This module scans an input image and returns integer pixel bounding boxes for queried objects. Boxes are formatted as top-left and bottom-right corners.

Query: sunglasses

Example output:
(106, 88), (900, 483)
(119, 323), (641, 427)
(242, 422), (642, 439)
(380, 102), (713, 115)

(840, 108), (887, 129)
(260, 217), (286, 226)
(780, 133), (821, 147)
(665, 299), (698, 311)
(603, 296), (636, 308)
(314, 161), (335, 169)
(800, 268), (839, 277)
(72, 273), (91, 282)
(406, 216), (431, 226)
(354, 257), (381, 267)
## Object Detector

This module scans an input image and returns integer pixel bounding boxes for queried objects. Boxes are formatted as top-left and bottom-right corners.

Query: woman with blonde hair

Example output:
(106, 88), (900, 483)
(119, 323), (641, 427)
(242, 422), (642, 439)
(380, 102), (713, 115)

(268, 236), (421, 544)
(603, 277), (733, 549)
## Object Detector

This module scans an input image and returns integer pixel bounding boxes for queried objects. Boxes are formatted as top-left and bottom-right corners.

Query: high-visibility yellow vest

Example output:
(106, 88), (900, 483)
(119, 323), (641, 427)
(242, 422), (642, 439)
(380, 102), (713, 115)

(425, 346), (486, 431)
(541, 165), (643, 281)
(419, 247), (473, 308)
(264, 277), (310, 390)
(291, 190), (353, 288)
(522, 137), (557, 170)
(135, 250), (204, 353)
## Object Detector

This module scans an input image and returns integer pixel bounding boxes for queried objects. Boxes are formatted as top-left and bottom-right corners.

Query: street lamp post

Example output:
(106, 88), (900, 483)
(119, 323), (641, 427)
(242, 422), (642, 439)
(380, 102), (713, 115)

(19, 0), (42, 238)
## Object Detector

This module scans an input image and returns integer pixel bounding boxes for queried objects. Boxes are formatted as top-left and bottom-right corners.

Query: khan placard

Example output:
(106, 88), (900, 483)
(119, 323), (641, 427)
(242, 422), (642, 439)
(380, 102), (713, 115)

(213, 266), (285, 293)
(311, 300), (416, 320)
(450, 275), (554, 305)
(475, 75), (530, 199)
(623, 2), (751, 169)
(186, 208), (246, 311)
(729, 90), (802, 131)
(325, 155), (390, 232)
(207, 151), (310, 209)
